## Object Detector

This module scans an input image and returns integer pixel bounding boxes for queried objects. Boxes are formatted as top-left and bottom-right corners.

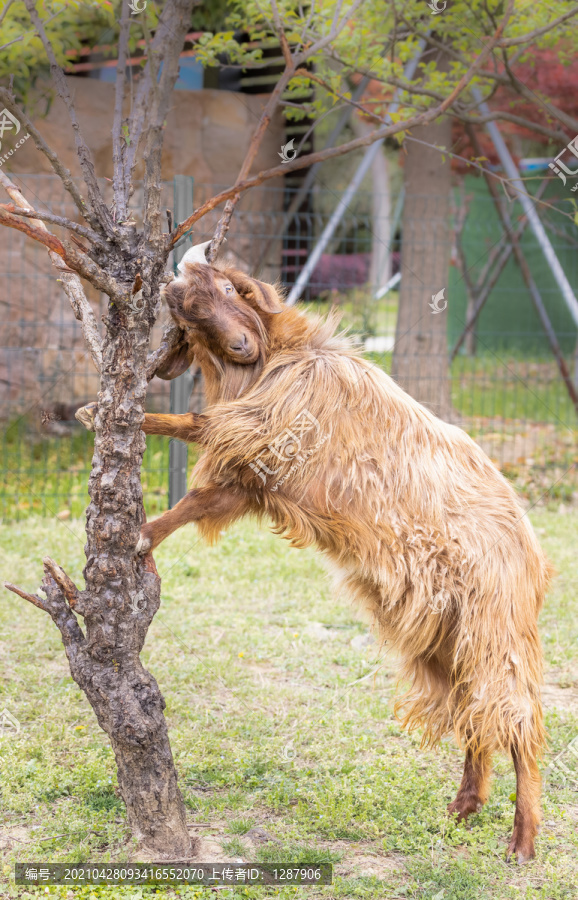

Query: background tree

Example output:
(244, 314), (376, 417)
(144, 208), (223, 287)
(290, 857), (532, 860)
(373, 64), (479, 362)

(1, 0), (576, 858)
(391, 49), (454, 418)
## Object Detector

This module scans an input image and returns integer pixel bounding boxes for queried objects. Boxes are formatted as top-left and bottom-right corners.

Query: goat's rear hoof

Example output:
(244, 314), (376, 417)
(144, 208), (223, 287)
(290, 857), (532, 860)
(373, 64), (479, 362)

(76, 402), (97, 431)
(506, 829), (536, 865)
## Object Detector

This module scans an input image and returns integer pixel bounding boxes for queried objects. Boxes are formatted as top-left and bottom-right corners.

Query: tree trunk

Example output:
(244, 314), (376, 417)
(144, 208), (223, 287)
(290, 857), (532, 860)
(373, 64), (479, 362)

(391, 61), (454, 420)
(39, 289), (194, 858)
(350, 115), (392, 290)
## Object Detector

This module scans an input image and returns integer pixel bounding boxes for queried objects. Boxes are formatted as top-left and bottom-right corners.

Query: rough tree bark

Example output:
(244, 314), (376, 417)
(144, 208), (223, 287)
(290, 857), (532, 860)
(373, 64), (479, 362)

(81, 297), (190, 854)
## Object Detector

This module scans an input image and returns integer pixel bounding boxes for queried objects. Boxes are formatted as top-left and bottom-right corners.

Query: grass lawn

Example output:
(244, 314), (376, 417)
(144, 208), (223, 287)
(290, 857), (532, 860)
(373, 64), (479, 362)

(0, 508), (577, 900)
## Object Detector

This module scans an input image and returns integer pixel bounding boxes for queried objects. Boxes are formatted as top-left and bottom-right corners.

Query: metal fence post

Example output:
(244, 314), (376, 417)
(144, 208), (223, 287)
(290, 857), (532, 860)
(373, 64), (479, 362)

(169, 175), (194, 508)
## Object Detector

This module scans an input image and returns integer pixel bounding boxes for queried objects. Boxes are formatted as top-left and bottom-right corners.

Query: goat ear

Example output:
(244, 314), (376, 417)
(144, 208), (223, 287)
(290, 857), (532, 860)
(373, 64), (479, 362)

(155, 335), (196, 381)
(224, 268), (284, 314)
(163, 280), (188, 316)
(156, 281), (195, 380)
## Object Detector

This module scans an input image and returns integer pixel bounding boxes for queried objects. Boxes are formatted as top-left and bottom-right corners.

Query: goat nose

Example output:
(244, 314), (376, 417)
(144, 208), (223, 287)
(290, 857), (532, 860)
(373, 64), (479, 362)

(230, 333), (248, 352)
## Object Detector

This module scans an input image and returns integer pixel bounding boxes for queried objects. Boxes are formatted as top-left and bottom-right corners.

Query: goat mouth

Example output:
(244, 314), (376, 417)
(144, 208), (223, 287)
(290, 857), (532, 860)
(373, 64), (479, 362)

(228, 348), (259, 364)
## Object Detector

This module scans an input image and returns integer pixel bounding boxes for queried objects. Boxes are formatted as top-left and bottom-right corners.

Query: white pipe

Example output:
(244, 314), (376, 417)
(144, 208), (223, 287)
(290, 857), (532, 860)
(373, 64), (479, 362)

(286, 40), (426, 306)
(472, 88), (578, 329)
(375, 271), (401, 299)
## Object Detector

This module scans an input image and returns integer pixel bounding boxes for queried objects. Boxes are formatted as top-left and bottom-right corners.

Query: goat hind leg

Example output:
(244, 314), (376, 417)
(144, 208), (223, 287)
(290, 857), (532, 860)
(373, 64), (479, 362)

(506, 744), (541, 864)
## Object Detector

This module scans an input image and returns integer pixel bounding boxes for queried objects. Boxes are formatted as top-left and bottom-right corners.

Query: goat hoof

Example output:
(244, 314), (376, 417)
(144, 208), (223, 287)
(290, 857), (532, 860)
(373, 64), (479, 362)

(75, 402), (97, 431)
(447, 796), (482, 824)
(136, 535), (152, 556)
(506, 831), (535, 865)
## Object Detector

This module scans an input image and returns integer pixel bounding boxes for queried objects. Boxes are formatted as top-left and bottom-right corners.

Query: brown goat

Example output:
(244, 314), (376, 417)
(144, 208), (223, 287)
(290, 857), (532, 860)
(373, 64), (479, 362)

(78, 261), (554, 863)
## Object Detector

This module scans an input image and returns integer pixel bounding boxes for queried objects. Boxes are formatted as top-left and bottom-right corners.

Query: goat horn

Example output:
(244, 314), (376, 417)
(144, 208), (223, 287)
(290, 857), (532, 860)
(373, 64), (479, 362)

(177, 240), (213, 274)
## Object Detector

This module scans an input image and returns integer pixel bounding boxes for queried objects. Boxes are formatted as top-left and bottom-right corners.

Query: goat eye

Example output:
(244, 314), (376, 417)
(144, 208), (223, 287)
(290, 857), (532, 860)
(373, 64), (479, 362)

(225, 284), (233, 294)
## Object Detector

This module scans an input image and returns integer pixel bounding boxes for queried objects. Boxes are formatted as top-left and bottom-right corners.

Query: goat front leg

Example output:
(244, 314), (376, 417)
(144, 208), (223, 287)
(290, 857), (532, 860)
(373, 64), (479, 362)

(76, 403), (206, 443)
(75, 401), (99, 431)
(136, 484), (249, 555)
(142, 412), (206, 442)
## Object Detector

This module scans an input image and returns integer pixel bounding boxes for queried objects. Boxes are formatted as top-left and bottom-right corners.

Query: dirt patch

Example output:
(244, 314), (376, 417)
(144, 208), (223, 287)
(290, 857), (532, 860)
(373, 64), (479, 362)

(335, 846), (405, 879)
(194, 834), (244, 863)
(542, 682), (578, 714)
(0, 825), (31, 851)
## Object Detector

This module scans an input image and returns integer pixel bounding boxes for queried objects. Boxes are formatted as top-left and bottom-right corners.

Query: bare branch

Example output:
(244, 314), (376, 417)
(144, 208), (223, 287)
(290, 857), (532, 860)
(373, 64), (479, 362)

(123, 0), (196, 228)
(270, 0), (293, 68)
(146, 321), (184, 381)
(0, 35), (23, 51)
(43, 557), (81, 612)
(112, 0), (132, 223)
(4, 569), (86, 648)
(449, 109), (568, 144)
(300, 0), (317, 47)
(141, 0), (198, 243)
(4, 582), (47, 610)
(206, 54), (298, 258)
(0, 206), (69, 255)
(0, 207), (122, 295)
(0, 170), (104, 371)
(0, 87), (97, 229)
(0, 203), (107, 246)
(500, 69), (578, 134)
(22, 0), (114, 235)
(40, 561), (87, 646)
(402, 134), (566, 223)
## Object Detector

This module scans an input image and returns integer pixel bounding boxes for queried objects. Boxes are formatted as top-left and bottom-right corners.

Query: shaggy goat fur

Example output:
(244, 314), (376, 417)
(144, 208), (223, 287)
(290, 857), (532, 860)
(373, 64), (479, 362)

(111, 262), (554, 862)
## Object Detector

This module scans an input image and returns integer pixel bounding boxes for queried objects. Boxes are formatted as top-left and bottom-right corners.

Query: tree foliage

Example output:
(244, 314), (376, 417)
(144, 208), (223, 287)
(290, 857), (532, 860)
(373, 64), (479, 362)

(194, 0), (578, 139)
(0, 0), (116, 97)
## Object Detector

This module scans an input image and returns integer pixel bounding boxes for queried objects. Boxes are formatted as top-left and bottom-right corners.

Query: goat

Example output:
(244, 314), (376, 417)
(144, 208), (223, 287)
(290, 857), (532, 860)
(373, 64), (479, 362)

(78, 258), (554, 863)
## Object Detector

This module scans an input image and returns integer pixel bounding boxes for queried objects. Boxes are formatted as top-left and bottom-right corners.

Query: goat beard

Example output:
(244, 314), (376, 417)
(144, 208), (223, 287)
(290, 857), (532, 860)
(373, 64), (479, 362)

(200, 345), (266, 404)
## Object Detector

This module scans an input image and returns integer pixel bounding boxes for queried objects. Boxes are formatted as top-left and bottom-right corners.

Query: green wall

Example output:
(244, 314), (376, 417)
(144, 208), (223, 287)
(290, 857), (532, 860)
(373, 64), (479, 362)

(448, 175), (578, 355)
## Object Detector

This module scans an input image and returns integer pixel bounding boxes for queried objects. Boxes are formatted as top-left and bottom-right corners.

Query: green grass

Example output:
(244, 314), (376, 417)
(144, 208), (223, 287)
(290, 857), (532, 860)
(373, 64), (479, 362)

(1, 510), (577, 899)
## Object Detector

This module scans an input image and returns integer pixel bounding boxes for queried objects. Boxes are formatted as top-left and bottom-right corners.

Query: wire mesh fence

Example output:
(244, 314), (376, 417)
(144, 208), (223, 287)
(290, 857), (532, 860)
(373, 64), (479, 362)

(0, 174), (576, 521)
